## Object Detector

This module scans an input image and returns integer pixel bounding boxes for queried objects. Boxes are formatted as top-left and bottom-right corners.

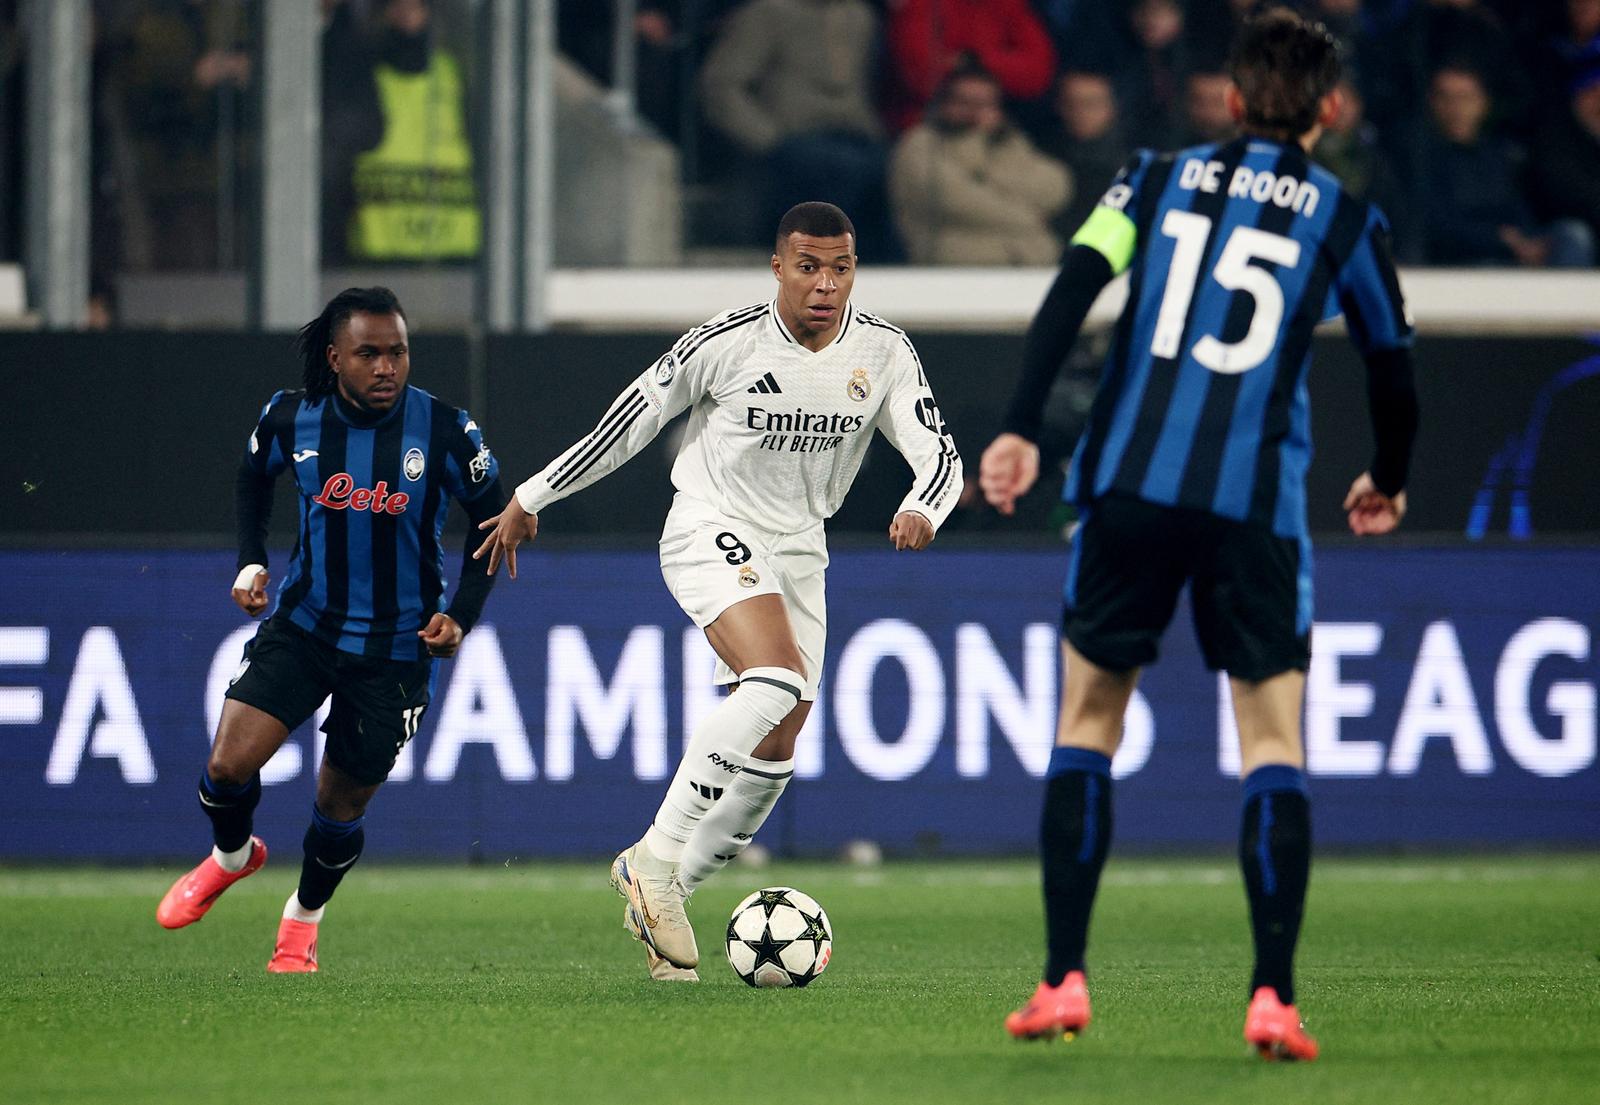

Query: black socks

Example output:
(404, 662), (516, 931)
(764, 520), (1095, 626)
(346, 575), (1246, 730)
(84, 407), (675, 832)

(1039, 747), (1114, 987)
(198, 772), (261, 853)
(297, 805), (366, 911)
(1239, 765), (1312, 1005)
(1035, 750), (1313, 1007)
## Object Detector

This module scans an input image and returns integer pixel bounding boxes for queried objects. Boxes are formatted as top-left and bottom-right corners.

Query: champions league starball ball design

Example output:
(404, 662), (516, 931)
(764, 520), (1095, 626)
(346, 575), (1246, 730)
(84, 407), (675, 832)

(725, 887), (833, 988)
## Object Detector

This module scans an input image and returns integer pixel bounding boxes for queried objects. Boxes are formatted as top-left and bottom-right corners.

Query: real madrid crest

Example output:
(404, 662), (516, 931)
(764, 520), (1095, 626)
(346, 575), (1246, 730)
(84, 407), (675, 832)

(738, 565), (760, 588)
(847, 368), (871, 402)
(403, 447), (426, 481)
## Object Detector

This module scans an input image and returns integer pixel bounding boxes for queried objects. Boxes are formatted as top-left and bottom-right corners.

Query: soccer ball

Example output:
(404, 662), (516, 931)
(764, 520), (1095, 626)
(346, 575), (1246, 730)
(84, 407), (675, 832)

(725, 886), (833, 988)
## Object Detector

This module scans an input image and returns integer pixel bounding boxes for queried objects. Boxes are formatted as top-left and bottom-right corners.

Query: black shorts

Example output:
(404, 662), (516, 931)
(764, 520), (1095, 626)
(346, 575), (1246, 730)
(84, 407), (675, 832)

(1062, 494), (1311, 681)
(224, 615), (433, 786)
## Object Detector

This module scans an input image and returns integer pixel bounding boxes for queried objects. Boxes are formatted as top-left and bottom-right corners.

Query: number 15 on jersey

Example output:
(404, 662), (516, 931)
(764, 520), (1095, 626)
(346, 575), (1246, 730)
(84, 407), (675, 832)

(1151, 210), (1302, 375)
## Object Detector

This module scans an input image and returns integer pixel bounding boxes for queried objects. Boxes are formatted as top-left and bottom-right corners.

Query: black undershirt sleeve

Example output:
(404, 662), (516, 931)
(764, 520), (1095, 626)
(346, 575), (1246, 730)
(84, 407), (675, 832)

(235, 461), (275, 570)
(1363, 346), (1419, 498)
(444, 478), (507, 634)
(1001, 245), (1117, 442)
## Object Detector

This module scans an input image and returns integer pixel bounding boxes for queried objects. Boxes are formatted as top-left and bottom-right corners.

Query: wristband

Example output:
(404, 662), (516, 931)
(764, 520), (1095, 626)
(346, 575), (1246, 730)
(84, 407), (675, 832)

(233, 564), (267, 592)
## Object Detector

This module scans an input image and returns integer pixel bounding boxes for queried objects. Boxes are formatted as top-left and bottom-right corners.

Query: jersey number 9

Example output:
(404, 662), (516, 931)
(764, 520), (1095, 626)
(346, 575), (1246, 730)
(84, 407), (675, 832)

(715, 531), (752, 565)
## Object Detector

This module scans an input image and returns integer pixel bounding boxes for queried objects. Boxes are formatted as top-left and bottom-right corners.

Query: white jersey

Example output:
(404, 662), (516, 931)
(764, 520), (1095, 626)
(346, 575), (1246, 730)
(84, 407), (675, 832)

(515, 300), (963, 536)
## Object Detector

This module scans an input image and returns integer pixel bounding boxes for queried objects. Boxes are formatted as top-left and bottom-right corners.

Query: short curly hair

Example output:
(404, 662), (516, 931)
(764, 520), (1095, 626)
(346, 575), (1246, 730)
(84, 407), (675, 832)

(775, 202), (857, 255)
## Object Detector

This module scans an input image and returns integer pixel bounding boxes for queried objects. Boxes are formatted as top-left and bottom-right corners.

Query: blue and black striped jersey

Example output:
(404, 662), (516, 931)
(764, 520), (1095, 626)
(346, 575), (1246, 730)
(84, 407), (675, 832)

(1065, 136), (1413, 539)
(243, 386), (500, 660)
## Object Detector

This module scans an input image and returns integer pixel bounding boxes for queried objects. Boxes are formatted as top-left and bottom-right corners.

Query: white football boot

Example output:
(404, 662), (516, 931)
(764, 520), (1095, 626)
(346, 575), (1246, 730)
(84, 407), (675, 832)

(610, 839), (700, 969)
(624, 907), (700, 981)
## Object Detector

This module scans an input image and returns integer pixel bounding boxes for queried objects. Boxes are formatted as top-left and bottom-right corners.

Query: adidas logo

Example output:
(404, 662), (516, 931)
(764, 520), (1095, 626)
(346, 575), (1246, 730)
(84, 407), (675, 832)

(746, 372), (783, 394)
(692, 782), (725, 801)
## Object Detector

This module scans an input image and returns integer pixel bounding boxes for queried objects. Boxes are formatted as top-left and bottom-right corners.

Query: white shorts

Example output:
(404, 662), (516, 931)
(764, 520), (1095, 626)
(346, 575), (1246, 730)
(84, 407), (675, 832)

(659, 494), (828, 701)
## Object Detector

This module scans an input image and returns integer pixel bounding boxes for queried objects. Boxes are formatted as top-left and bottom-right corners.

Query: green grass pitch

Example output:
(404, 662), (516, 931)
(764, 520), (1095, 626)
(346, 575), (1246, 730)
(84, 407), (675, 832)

(3, 855), (1596, 1105)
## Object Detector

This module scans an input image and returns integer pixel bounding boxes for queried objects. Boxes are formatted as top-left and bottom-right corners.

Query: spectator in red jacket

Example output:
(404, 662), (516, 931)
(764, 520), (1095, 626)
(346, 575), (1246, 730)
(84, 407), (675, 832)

(886, 0), (1056, 130)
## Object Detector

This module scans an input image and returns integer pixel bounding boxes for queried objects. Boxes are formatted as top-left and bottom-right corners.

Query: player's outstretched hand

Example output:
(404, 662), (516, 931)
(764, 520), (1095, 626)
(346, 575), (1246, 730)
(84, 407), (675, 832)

(1343, 471), (1407, 536)
(231, 565), (270, 617)
(474, 501), (539, 579)
(418, 612), (464, 658)
(889, 511), (934, 551)
(979, 433), (1040, 516)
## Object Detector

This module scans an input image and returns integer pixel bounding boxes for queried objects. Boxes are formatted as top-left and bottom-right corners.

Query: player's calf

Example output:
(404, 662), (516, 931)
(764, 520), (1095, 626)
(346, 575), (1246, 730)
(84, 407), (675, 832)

(297, 805), (365, 911)
(196, 771), (262, 864)
(642, 666), (805, 864)
(1238, 765), (1312, 1022)
(679, 755), (793, 890)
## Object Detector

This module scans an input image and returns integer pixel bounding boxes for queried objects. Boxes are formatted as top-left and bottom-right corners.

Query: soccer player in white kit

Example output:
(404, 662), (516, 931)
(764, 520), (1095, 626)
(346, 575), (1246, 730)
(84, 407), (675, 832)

(475, 203), (962, 980)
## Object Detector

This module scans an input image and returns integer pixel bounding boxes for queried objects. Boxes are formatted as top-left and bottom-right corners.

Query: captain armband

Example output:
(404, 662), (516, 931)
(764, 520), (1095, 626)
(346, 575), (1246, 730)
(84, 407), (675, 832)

(1070, 206), (1138, 276)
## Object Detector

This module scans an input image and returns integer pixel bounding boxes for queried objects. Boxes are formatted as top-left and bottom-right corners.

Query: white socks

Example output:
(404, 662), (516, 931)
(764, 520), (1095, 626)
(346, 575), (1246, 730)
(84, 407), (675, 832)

(644, 667), (804, 863)
(213, 841), (252, 873)
(283, 891), (325, 925)
(643, 741), (742, 863)
(680, 756), (794, 890)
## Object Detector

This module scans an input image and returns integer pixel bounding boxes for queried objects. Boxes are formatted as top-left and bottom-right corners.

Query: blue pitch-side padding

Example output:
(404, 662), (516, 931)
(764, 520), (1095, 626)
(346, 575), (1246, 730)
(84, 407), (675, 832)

(0, 545), (1596, 859)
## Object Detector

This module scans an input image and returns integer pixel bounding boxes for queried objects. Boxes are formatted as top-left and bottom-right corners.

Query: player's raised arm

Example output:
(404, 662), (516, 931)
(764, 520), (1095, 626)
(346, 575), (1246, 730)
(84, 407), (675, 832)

(232, 390), (294, 616)
(1333, 208), (1419, 536)
(876, 336), (962, 550)
(475, 319), (718, 576)
(981, 154), (1150, 515)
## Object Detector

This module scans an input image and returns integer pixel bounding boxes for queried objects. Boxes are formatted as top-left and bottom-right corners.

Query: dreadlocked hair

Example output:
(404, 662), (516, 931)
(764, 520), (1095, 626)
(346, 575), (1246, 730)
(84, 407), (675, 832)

(297, 286), (407, 399)
(1228, 5), (1341, 140)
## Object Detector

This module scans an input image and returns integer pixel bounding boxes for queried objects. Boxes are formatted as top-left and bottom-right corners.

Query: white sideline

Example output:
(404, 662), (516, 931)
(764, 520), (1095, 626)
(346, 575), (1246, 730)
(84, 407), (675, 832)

(548, 267), (1600, 334)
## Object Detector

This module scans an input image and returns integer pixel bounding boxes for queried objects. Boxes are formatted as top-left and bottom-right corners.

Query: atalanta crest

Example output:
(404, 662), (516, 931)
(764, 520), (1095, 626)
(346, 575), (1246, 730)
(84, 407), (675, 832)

(404, 448), (426, 481)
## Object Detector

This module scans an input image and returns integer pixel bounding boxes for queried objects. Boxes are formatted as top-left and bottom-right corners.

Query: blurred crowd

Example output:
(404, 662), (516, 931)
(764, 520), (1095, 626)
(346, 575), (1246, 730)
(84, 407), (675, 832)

(568, 0), (1600, 268)
(0, 0), (480, 320)
(3, 0), (1599, 313)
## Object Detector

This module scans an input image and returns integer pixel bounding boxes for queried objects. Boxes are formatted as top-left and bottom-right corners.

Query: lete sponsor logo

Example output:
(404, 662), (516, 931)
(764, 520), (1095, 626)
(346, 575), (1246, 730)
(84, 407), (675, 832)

(312, 473), (410, 514)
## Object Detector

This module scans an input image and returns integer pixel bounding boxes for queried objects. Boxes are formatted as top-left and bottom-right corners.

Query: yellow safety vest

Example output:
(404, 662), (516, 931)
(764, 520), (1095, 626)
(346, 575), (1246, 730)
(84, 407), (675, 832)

(350, 52), (480, 261)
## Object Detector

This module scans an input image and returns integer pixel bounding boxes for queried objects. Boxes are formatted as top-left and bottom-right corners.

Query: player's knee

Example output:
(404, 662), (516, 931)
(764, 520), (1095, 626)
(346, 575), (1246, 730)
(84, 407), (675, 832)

(753, 725), (800, 762)
(205, 748), (255, 789)
(736, 666), (807, 730)
(762, 645), (806, 681)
